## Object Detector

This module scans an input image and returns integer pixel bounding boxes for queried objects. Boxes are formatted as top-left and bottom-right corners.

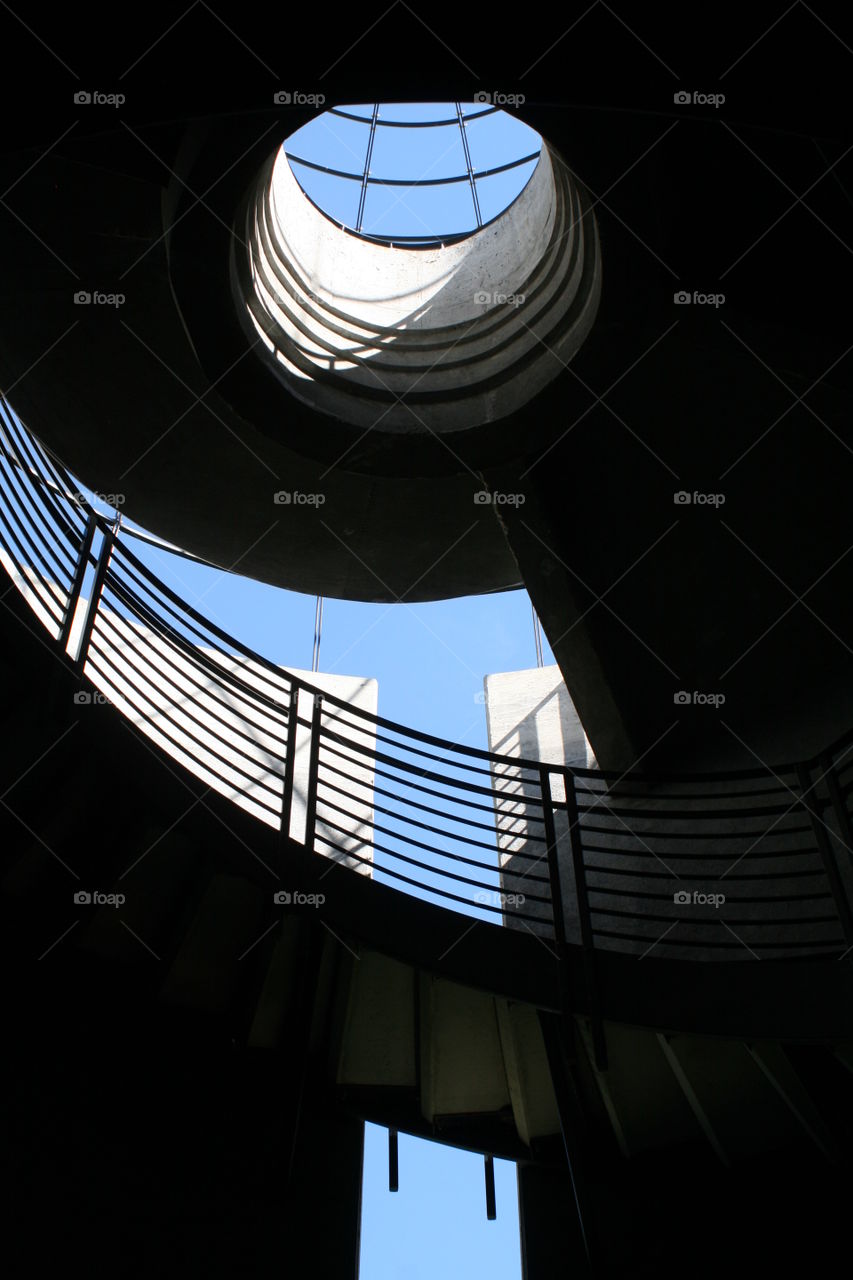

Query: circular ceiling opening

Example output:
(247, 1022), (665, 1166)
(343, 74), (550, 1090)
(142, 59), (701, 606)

(233, 102), (601, 435)
(283, 101), (543, 245)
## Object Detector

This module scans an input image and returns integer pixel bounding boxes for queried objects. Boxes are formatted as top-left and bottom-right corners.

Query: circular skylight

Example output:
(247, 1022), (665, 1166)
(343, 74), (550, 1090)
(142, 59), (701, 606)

(282, 102), (543, 245)
(234, 104), (601, 440)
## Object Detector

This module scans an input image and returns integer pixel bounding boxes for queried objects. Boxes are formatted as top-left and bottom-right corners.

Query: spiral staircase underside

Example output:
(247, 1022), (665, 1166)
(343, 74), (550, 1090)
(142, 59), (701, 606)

(2, 561), (853, 1275)
(2, 20), (853, 1270)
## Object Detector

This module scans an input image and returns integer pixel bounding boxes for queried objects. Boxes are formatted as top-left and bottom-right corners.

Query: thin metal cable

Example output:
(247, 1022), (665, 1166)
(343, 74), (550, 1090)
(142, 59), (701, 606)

(312, 595), (324, 672)
(532, 602), (544, 668)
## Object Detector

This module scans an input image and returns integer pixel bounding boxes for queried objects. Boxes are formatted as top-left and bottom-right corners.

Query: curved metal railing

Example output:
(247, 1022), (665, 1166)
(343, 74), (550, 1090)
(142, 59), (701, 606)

(1, 400), (852, 966)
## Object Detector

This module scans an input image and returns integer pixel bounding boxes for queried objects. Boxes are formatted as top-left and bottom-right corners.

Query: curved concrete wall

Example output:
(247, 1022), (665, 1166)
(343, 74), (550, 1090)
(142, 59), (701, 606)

(235, 141), (601, 432)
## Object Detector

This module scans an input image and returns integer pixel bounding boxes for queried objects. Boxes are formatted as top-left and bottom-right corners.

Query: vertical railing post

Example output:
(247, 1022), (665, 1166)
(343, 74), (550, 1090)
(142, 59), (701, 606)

(303, 693), (323, 854)
(58, 509), (97, 653)
(388, 1129), (399, 1193)
(800, 761), (853, 947)
(280, 682), (300, 845)
(540, 764), (568, 952)
(72, 519), (117, 676)
(564, 768), (607, 1071)
(483, 1154), (496, 1221)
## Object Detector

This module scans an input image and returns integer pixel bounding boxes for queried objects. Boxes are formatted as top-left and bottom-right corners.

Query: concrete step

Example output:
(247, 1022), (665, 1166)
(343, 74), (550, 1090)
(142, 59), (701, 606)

(419, 974), (511, 1122)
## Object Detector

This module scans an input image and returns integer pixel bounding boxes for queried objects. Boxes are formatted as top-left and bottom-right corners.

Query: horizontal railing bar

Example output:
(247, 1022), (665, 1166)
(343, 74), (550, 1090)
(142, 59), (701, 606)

(316, 788), (550, 880)
(0, 453), (82, 582)
(86, 639), (285, 808)
(586, 888), (834, 906)
(318, 758), (547, 850)
(313, 832), (554, 923)
(320, 725), (538, 804)
(319, 735), (546, 825)
(0, 416), (90, 541)
(92, 605), (290, 769)
(104, 567), (293, 716)
(315, 812), (553, 904)
(0, 525), (69, 623)
(576, 803), (810, 823)
(583, 865), (827, 883)
(0, 495), (76, 611)
(581, 842), (820, 860)
(97, 587), (291, 741)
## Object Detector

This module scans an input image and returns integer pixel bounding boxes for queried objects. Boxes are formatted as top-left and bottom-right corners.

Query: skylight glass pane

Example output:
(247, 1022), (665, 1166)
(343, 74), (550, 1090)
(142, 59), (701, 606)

(370, 121), (468, 183)
(377, 102), (459, 124)
(285, 112), (369, 176)
(289, 161), (361, 228)
(475, 159), (539, 223)
(464, 111), (541, 174)
(362, 180), (477, 239)
(281, 103), (544, 241)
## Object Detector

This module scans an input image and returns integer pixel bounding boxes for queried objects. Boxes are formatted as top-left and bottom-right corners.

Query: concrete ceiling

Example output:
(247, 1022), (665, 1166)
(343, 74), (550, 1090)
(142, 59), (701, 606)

(0, 9), (851, 771)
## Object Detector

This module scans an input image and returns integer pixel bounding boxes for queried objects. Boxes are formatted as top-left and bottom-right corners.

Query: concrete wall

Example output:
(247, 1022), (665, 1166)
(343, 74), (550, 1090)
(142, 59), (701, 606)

(485, 665), (594, 940)
(484, 665), (849, 959)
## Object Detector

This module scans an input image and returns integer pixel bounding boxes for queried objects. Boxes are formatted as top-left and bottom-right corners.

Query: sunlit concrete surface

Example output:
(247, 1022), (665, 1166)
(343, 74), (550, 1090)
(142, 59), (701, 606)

(237, 140), (601, 431)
